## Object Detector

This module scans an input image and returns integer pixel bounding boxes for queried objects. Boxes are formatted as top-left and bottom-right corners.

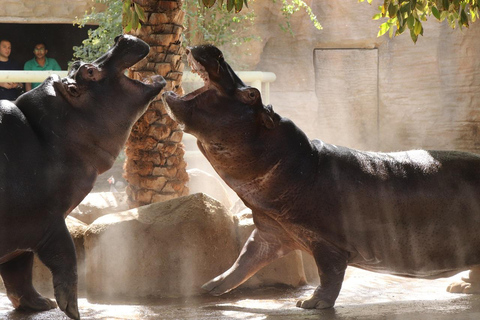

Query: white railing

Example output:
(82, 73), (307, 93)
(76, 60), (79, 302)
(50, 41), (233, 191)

(0, 71), (69, 82)
(0, 70), (276, 103)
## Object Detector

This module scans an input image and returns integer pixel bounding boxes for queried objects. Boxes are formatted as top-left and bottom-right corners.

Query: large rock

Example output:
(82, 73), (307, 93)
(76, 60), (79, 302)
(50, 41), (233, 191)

(70, 192), (129, 224)
(84, 193), (239, 302)
(187, 168), (233, 209)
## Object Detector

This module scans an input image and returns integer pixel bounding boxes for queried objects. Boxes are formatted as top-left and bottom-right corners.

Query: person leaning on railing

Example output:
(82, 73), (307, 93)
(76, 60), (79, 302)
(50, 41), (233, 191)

(0, 39), (23, 101)
(24, 42), (61, 92)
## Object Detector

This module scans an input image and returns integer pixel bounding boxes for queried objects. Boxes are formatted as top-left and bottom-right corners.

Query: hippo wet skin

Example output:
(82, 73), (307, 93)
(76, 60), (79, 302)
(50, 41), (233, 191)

(163, 44), (480, 309)
(0, 35), (165, 319)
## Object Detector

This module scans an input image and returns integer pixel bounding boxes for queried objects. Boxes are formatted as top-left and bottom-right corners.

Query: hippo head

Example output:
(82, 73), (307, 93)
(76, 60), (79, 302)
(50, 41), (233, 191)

(15, 35), (166, 173)
(162, 44), (279, 181)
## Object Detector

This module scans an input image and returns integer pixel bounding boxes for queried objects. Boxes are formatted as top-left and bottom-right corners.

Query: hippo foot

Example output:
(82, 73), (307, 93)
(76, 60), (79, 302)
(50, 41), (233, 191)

(54, 283), (80, 320)
(296, 296), (334, 309)
(202, 276), (232, 296)
(447, 268), (480, 294)
(8, 292), (57, 311)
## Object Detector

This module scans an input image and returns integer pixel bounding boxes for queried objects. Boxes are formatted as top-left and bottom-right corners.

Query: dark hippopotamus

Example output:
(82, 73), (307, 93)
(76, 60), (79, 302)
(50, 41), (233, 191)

(163, 44), (480, 309)
(0, 35), (165, 319)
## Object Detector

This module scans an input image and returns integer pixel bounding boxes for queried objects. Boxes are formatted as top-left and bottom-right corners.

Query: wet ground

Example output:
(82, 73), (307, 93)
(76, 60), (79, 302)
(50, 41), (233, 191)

(2, 268), (480, 319)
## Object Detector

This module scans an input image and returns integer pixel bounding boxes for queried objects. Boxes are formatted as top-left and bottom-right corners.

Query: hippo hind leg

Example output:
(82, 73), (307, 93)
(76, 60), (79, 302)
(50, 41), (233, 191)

(447, 266), (480, 294)
(296, 243), (348, 309)
(0, 251), (57, 311)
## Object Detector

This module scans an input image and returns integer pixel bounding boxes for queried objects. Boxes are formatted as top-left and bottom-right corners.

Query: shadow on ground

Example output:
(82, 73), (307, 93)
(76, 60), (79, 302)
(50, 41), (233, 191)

(2, 268), (480, 319)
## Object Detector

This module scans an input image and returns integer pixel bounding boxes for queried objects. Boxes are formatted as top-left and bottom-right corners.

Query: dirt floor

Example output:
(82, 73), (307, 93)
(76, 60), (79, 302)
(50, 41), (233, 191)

(2, 268), (480, 319)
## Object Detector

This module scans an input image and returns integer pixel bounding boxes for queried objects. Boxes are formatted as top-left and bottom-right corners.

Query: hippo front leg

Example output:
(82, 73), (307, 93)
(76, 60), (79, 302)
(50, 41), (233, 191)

(202, 228), (293, 295)
(296, 244), (348, 309)
(36, 219), (79, 320)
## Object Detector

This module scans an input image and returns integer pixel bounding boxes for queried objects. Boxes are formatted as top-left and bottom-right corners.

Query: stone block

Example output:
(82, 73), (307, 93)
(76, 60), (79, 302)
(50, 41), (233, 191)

(187, 168), (232, 210)
(70, 192), (129, 225)
(84, 193), (239, 302)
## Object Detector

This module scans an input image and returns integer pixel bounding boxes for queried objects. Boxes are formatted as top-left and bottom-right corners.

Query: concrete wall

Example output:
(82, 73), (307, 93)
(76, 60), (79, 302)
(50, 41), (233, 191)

(231, 1), (480, 153)
(0, 0), (102, 23)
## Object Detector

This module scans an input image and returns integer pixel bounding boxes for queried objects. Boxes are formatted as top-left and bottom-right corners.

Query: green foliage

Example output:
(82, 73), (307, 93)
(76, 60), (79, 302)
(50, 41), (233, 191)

(183, 1), (258, 46)
(201, 0), (248, 13)
(360, 0), (480, 43)
(72, 0), (123, 63)
(123, 0), (147, 33)
(198, 0), (321, 35)
(276, 0), (323, 35)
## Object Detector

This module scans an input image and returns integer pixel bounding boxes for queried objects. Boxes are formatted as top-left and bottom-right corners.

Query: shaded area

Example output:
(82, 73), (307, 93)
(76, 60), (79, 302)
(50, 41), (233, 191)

(2, 268), (480, 319)
(0, 23), (96, 69)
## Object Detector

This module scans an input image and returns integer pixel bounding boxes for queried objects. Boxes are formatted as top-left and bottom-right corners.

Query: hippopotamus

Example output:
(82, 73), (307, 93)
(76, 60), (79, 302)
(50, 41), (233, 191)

(0, 35), (165, 319)
(163, 44), (480, 309)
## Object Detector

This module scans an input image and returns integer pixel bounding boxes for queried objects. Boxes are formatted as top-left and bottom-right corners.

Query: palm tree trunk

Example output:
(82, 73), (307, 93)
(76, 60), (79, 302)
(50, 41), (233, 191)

(125, 0), (189, 208)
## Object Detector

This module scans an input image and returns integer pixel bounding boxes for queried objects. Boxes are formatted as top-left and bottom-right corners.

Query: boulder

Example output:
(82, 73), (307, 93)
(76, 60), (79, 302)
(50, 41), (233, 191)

(233, 208), (308, 289)
(84, 193), (239, 302)
(70, 192), (129, 224)
(187, 168), (233, 209)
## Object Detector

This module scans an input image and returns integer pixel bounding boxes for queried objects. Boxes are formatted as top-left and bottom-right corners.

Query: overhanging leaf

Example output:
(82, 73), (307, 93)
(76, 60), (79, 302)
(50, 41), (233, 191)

(134, 3), (146, 22)
(202, 0), (216, 8)
(235, 0), (243, 13)
(227, 0), (234, 12)
(378, 21), (390, 36)
(431, 6), (440, 20)
(413, 19), (423, 35)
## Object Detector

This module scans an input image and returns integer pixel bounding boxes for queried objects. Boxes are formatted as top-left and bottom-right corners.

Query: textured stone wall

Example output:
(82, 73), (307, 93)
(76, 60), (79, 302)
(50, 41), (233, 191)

(237, 1), (480, 153)
(0, 0), (103, 23)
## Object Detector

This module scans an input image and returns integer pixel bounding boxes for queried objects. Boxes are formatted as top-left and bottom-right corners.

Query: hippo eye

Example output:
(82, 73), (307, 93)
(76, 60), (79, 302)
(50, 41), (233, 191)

(249, 91), (256, 98)
(88, 69), (94, 76)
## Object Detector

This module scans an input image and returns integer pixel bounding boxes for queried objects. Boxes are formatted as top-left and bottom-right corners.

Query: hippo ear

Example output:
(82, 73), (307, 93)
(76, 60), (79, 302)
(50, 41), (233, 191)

(261, 104), (276, 129)
(235, 87), (262, 106)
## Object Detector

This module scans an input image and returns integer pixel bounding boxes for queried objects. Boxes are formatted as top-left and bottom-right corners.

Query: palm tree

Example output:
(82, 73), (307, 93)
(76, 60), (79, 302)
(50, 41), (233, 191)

(124, 0), (189, 207)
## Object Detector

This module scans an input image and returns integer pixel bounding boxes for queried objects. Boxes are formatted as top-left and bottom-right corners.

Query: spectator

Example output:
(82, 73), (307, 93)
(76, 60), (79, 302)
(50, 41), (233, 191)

(0, 39), (23, 101)
(24, 43), (61, 91)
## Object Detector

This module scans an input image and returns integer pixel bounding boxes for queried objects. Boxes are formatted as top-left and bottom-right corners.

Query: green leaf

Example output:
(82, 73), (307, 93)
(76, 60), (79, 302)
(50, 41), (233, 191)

(227, 0), (234, 12)
(235, 0), (243, 13)
(407, 14), (415, 29)
(373, 13), (383, 20)
(410, 28), (418, 43)
(414, 19), (422, 35)
(460, 9), (469, 27)
(132, 8), (139, 30)
(124, 16), (133, 33)
(431, 6), (440, 20)
(202, 0), (216, 8)
(378, 21), (390, 37)
(388, 2), (398, 18)
(442, 0), (449, 10)
(134, 3), (146, 22)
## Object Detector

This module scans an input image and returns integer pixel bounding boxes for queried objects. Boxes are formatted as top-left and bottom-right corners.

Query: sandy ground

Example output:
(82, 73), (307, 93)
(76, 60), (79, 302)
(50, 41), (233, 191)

(1, 267), (480, 319)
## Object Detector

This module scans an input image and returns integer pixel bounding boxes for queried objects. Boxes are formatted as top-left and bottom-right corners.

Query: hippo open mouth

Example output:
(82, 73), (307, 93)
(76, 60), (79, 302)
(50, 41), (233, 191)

(55, 35), (165, 101)
(171, 45), (246, 103)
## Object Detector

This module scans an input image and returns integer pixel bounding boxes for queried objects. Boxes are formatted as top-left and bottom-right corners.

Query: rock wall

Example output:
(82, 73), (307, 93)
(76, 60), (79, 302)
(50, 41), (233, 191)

(0, 0), (104, 23)
(231, 0), (480, 153)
